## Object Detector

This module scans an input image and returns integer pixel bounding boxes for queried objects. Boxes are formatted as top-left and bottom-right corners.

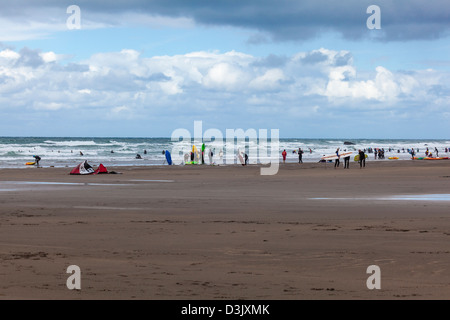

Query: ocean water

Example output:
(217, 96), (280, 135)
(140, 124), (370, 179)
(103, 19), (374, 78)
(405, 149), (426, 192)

(0, 137), (449, 168)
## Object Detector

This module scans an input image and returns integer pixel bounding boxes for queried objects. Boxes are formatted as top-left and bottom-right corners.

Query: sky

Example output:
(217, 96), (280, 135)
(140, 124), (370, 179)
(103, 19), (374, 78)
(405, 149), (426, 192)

(0, 0), (449, 139)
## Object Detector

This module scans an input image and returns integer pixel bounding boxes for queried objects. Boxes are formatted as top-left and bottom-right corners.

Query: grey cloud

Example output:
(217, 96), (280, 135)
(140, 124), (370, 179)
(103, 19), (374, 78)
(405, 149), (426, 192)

(143, 73), (172, 82)
(251, 54), (287, 68)
(54, 63), (90, 72)
(333, 52), (352, 67)
(301, 52), (328, 65)
(2, 0), (450, 42)
(15, 47), (44, 67)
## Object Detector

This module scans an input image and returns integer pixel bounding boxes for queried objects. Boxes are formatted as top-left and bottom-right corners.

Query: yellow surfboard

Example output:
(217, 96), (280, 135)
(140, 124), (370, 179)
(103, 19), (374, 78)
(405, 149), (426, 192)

(354, 154), (368, 162)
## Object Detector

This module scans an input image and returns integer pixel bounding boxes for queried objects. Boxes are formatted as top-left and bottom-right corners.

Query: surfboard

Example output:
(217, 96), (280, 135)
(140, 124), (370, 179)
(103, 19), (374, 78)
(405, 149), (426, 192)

(165, 150), (172, 165)
(354, 154), (368, 162)
(237, 150), (245, 165)
(191, 145), (200, 164)
(25, 162), (36, 165)
(388, 157), (399, 160)
(321, 151), (353, 161)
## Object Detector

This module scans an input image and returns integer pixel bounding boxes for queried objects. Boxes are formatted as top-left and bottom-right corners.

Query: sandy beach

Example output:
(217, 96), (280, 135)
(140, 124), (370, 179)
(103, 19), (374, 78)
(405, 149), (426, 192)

(0, 159), (449, 300)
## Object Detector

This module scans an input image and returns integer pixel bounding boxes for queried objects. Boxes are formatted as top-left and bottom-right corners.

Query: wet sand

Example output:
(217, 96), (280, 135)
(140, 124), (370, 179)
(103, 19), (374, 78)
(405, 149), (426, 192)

(0, 159), (450, 300)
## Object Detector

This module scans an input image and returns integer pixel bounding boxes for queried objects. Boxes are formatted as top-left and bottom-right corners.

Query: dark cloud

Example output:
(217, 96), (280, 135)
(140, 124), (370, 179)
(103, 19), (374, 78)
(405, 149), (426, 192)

(3, 0), (449, 42)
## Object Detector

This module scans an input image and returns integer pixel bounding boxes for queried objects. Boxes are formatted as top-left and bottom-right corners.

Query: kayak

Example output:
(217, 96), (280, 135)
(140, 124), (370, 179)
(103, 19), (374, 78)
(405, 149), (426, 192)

(413, 157), (449, 160)
(424, 157), (449, 160)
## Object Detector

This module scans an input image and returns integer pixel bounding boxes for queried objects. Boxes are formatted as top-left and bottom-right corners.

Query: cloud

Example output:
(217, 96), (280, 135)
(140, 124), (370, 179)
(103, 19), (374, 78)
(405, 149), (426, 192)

(1, 1), (449, 42)
(0, 45), (448, 136)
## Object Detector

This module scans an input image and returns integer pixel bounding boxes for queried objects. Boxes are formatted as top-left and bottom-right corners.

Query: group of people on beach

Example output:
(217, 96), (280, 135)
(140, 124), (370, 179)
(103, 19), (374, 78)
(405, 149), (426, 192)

(332, 148), (366, 169)
(27, 143), (449, 169)
(283, 148), (304, 164)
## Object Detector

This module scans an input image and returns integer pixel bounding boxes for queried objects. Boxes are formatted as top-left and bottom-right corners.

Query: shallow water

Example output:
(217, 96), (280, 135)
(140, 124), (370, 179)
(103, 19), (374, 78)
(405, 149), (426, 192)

(311, 194), (450, 201)
(0, 181), (132, 186)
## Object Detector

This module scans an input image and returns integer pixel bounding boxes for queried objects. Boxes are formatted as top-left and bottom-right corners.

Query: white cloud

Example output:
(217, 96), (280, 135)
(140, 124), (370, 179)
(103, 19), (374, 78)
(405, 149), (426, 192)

(249, 68), (286, 90)
(40, 51), (58, 63)
(0, 46), (447, 131)
(0, 49), (20, 60)
(203, 62), (248, 90)
(325, 65), (421, 102)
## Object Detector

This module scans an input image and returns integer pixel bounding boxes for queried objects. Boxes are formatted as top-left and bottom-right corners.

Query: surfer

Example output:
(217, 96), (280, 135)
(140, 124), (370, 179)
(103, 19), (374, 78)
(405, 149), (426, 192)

(298, 148), (303, 163)
(358, 149), (366, 168)
(80, 151), (84, 156)
(343, 154), (350, 169)
(33, 155), (41, 168)
(282, 150), (287, 163)
(136, 153), (142, 159)
(334, 148), (340, 168)
(244, 153), (249, 165)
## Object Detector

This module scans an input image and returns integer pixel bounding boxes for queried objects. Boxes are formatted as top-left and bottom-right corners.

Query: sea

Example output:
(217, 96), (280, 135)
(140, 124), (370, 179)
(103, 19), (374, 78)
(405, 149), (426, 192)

(0, 137), (449, 169)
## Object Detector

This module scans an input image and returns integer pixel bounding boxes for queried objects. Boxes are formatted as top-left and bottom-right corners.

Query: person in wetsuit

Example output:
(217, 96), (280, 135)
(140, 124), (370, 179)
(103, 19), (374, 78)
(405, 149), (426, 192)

(343, 154), (350, 169)
(334, 148), (340, 168)
(359, 149), (366, 168)
(33, 155), (41, 168)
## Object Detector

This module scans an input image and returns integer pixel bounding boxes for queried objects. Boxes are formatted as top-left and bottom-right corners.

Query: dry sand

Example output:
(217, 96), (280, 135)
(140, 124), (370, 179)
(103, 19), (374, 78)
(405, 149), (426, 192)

(0, 159), (449, 300)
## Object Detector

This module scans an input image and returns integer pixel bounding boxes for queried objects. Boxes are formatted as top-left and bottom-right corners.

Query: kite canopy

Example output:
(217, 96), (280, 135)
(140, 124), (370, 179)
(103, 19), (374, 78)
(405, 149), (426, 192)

(94, 163), (108, 174)
(70, 160), (95, 175)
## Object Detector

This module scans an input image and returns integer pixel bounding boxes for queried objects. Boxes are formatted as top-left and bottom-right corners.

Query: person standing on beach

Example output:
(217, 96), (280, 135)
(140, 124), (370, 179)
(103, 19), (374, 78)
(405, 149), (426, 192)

(435, 147), (439, 157)
(201, 143), (205, 164)
(282, 149), (287, 164)
(209, 149), (214, 164)
(244, 153), (249, 165)
(358, 149), (366, 168)
(343, 154), (350, 169)
(298, 148), (303, 163)
(334, 148), (340, 168)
